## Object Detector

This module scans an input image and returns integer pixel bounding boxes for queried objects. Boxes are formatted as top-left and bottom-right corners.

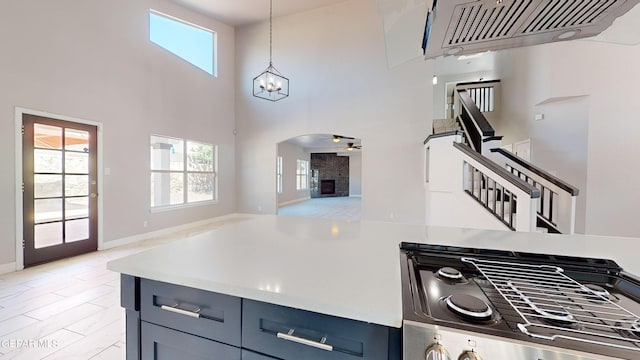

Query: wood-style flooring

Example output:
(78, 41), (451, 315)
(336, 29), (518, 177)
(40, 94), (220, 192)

(0, 210), (360, 360)
(0, 218), (241, 359)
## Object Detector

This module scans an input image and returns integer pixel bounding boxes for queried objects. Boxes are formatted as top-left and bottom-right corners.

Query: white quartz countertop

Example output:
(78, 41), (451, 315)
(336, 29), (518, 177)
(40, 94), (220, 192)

(106, 214), (640, 328)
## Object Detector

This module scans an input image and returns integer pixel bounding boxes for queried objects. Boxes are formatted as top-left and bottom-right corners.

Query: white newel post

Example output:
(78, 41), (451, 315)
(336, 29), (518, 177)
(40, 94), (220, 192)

(515, 194), (538, 232)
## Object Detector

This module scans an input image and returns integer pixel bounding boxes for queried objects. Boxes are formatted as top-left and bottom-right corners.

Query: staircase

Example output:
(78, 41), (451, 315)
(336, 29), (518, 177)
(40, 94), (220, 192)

(432, 118), (460, 133)
(425, 80), (579, 234)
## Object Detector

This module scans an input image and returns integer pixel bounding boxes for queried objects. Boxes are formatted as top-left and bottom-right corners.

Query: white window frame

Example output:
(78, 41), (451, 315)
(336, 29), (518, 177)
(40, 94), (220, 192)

(149, 9), (218, 76)
(150, 135), (218, 212)
(296, 159), (309, 190)
(276, 156), (283, 194)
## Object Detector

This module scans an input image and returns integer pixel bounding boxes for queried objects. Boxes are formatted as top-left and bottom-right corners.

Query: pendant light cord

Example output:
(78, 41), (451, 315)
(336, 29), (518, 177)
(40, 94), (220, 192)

(269, 0), (273, 66)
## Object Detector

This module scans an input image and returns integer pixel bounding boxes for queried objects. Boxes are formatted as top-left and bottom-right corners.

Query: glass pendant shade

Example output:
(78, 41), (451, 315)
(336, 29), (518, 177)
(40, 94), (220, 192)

(253, 63), (289, 101)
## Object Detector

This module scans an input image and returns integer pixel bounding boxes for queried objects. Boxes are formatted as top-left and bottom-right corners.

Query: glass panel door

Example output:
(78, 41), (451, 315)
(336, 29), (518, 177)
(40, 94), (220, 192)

(23, 114), (98, 267)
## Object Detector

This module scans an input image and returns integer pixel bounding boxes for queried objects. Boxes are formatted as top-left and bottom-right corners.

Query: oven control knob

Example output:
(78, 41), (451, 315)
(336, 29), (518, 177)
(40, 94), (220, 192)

(425, 343), (451, 360)
(458, 350), (482, 360)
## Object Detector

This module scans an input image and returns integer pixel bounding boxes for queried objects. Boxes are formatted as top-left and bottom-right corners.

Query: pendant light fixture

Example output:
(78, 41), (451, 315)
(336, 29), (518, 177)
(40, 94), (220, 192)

(253, 0), (289, 101)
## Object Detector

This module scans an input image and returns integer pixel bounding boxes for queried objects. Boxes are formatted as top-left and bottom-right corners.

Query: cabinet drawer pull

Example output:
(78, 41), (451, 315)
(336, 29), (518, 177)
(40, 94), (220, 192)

(276, 329), (333, 351)
(160, 304), (201, 318)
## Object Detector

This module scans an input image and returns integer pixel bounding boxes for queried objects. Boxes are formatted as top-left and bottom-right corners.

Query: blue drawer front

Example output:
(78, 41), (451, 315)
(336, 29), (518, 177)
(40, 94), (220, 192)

(242, 299), (391, 360)
(242, 349), (282, 360)
(141, 279), (241, 346)
(142, 321), (241, 360)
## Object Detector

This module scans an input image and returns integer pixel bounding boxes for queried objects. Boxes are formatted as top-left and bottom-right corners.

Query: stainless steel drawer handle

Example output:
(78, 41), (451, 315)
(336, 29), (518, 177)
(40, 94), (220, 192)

(160, 304), (201, 319)
(276, 329), (333, 351)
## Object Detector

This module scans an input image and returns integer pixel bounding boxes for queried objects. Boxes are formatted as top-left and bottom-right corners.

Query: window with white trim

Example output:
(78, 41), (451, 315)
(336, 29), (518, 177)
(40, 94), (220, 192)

(276, 156), (283, 193)
(150, 135), (217, 209)
(296, 159), (308, 190)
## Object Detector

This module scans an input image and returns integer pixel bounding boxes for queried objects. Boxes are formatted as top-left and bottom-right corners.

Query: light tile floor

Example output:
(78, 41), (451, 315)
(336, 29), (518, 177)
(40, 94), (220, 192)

(0, 217), (245, 360)
(0, 206), (355, 360)
(277, 196), (362, 221)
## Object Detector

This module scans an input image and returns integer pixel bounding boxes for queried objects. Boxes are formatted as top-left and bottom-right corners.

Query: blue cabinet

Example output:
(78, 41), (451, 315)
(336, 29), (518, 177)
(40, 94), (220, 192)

(242, 349), (281, 360)
(121, 275), (400, 360)
(141, 322), (241, 359)
(140, 278), (241, 347)
(242, 299), (398, 360)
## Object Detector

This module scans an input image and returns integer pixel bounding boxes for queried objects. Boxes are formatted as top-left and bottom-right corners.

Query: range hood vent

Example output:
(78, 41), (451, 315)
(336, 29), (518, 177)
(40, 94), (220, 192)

(423, 0), (639, 58)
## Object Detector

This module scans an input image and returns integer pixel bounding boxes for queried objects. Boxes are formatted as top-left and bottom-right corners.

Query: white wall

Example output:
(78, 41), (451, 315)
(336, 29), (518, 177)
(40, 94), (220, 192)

(565, 42), (640, 238)
(235, 0), (431, 223)
(494, 40), (640, 237)
(425, 135), (517, 232)
(493, 47), (589, 234)
(0, 0), (236, 267)
(531, 98), (588, 234)
(277, 141), (310, 205)
(349, 153), (362, 196)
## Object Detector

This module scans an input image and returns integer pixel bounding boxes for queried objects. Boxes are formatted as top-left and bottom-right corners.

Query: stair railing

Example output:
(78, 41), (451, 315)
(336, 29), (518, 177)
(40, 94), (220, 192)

(427, 80), (577, 233)
(490, 148), (579, 234)
(453, 83), (502, 155)
(455, 80), (501, 114)
(455, 143), (540, 231)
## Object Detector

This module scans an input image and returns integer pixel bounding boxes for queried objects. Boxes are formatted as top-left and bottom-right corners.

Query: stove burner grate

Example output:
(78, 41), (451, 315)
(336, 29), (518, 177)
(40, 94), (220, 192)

(461, 257), (640, 353)
(582, 284), (611, 298)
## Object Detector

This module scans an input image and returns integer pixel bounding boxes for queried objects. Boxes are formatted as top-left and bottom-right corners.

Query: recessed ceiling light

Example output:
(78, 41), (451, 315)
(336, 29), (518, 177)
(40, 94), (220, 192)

(558, 29), (580, 40)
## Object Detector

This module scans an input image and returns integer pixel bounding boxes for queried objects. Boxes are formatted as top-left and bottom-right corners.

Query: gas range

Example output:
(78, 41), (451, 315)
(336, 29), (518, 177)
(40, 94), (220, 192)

(400, 243), (640, 360)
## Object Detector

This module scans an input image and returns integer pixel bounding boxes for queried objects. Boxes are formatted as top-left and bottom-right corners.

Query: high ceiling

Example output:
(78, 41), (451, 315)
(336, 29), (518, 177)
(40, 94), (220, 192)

(171, 0), (350, 26)
(173, 1), (639, 154)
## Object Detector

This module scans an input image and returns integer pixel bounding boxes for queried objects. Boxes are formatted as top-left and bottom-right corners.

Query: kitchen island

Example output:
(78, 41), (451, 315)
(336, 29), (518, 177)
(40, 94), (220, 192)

(107, 214), (640, 359)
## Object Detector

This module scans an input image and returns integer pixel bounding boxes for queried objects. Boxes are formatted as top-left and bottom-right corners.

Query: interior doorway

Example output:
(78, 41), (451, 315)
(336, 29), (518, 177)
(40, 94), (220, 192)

(515, 139), (531, 162)
(21, 112), (100, 267)
(276, 134), (362, 221)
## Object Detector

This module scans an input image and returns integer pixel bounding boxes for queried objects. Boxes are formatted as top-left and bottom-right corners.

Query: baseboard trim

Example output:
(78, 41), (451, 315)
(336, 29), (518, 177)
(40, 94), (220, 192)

(99, 213), (250, 250)
(278, 197), (311, 207)
(0, 262), (17, 275)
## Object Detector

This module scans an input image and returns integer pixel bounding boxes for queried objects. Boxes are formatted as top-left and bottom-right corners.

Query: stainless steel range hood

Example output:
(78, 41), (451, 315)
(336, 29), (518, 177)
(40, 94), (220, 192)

(422, 0), (640, 59)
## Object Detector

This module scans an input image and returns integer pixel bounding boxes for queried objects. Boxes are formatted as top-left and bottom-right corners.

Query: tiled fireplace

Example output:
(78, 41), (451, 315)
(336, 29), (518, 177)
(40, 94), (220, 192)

(310, 153), (349, 198)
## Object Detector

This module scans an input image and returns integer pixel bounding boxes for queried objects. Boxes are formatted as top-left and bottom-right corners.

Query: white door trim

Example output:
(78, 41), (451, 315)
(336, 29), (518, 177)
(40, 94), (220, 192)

(14, 107), (104, 271)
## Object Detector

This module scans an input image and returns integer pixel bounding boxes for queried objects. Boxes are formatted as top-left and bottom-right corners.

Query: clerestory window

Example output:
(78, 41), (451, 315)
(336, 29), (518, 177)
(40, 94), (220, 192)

(149, 10), (217, 76)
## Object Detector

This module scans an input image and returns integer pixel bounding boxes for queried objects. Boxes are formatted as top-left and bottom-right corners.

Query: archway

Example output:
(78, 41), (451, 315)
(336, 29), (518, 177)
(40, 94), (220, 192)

(275, 134), (362, 221)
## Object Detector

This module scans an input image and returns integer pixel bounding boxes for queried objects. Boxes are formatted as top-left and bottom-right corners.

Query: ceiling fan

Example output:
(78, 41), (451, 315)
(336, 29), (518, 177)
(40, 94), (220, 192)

(344, 142), (362, 151)
(330, 134), (355, 143)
